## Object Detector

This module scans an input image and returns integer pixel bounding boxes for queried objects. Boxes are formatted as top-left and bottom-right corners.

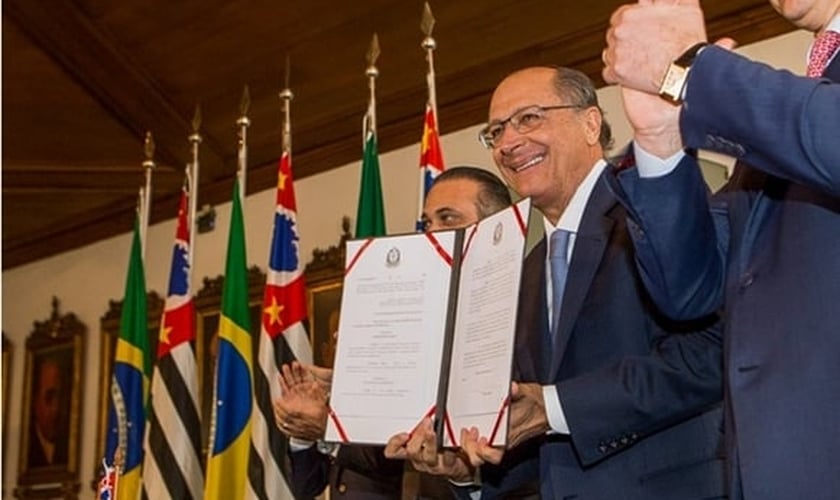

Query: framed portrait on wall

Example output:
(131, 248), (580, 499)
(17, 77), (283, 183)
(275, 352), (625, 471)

(306, 280), (342, 368)
(15, 298), (85, 498)
(303, 217), (351, 369)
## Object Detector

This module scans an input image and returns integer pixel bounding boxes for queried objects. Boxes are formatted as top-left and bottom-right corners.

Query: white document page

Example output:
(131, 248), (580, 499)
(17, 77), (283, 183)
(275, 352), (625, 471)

(443, 198), (531, 447)
(325, 231), (456, 444)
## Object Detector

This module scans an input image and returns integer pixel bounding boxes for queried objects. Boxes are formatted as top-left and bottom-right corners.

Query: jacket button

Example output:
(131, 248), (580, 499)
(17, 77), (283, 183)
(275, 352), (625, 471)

(598, 444), (608, 453)
(337, 483), (347, 494)
(739, 272), (755, 289)
(628, 221), (645, 240)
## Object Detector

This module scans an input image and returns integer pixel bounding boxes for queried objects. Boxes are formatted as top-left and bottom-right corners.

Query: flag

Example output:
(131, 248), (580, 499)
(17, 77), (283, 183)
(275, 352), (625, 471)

(246, 150), (310, 499)
(142, 188), (203, 499)
(205, 178), (253, 499)
(416, 103), (445, 231)
(103, 216), (151, 500)
(356, 126), (386, 238)
(98, 460), (118, 500)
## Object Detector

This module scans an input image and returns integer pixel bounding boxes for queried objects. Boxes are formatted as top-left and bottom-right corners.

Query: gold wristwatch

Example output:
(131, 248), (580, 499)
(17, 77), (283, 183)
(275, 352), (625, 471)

(658, 42), (709, 103)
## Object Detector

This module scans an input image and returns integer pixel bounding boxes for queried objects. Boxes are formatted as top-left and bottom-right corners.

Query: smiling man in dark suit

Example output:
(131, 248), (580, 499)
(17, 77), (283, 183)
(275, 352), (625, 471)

(393, 66), (727, 500)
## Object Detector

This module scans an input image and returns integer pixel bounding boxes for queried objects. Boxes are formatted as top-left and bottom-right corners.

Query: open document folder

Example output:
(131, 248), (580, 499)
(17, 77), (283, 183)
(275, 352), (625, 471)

(325, 198), (531, 448)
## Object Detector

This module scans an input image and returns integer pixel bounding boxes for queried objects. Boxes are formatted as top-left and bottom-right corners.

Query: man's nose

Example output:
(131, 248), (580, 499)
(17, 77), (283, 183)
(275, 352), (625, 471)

(497, 126), (525, 155)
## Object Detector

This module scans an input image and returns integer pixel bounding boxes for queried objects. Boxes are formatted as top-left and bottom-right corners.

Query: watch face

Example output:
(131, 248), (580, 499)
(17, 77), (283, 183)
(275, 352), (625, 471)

(659, 63), (689, 103)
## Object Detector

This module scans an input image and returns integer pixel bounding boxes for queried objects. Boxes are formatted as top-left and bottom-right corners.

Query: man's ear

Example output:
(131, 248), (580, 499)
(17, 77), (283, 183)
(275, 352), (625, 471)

(582, 106), (603, 146)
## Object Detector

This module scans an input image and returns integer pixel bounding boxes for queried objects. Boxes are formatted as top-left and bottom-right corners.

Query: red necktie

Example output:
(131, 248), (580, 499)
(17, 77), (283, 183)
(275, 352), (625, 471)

(806, 30), (840, 78)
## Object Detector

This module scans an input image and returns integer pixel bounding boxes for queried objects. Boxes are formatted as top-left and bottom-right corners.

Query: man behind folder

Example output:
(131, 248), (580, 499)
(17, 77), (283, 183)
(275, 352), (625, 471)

(273, 166), (513, 499)
(387, 67), (727, 500)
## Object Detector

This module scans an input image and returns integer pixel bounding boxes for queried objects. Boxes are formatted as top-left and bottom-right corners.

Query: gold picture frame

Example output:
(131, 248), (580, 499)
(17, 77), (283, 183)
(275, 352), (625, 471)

(303, 217), (351, 369)
(15, 297), (85, 499)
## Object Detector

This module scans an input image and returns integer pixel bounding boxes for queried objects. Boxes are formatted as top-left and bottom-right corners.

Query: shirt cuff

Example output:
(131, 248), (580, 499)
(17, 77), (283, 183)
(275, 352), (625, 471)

(449, 475), (482, 500)
(543, 385), (570, 434)
(288, 437), (315, 452)
(633, 141), (685, 178)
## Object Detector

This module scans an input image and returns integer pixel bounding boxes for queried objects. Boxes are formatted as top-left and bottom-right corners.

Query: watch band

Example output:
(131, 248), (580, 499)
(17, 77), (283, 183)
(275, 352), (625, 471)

(658, 42), (709, 103)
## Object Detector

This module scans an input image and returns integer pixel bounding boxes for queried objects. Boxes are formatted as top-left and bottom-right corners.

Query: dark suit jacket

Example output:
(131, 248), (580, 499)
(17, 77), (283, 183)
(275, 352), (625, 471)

(289, 444), (455, 499)
(27, 423), (68, 469)
(482, 174), (726, 500)
(610, 47), (840, 499)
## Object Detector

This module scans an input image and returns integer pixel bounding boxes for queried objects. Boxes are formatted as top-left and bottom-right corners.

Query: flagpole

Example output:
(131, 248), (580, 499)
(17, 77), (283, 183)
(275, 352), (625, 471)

(141, 131), (156, 260)
(237, 86), (251, 205)
(421, 2), (439, 121)
(365, 34), (380, 144)
(137, 188), (145, 233)
(418, 3), (439, 230)
(280, 56), (293, 154)
(188, 105), (202, 280)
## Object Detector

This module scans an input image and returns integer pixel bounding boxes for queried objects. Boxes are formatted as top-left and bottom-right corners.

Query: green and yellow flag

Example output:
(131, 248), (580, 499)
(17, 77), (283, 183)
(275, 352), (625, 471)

(205, 178), (253, 499)
(102, 216), (151, 500)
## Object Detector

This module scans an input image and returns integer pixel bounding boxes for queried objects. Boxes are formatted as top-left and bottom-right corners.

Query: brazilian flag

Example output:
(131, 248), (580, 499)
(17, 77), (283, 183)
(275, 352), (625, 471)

(205, 178), (253, 499)
(103, 216), (150, 500)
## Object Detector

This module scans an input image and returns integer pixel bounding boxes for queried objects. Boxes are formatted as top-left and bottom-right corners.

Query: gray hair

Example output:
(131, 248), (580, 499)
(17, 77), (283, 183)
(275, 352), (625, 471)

(550, 66), (614, 152)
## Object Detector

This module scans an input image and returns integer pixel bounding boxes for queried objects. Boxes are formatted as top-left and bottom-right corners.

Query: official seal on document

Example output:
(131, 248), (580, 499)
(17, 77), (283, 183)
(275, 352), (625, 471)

(386, 247), (401, 268)
(492, 222), (504, 245)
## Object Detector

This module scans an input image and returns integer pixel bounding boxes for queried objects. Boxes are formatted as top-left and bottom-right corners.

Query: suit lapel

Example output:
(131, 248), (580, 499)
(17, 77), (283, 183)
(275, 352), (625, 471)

(549, 175), (616, 378)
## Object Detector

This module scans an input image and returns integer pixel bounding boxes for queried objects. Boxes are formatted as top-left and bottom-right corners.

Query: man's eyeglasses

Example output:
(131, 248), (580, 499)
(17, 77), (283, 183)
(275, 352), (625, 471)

(478, 104), (580, 149)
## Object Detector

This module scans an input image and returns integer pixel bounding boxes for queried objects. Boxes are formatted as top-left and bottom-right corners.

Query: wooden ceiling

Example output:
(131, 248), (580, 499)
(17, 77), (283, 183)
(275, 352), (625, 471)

(2, 0), (792, 269)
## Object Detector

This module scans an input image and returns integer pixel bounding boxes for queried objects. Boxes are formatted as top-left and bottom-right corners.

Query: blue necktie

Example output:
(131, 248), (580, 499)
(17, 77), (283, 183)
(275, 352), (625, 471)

(550, 229), (571, 335)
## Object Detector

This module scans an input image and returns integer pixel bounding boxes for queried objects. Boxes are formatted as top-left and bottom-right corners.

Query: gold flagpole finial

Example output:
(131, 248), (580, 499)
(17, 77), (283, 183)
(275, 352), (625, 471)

(280, 55), (294, 153)
(280, 55), (294, 103)
(366, 33), (380, 79)
(238, 85), (251, 127)
(140, 131), (155, 259)
(421, 2), (436, 49)
(191, 104), (202, 139)
(282, 54), (293, 95)
(143, 131), (156, 168)
(364, 34), (380, 140)
(420, 3), (439, 120)
(237, 85), (251, 201)
(188, 104), (201, 274)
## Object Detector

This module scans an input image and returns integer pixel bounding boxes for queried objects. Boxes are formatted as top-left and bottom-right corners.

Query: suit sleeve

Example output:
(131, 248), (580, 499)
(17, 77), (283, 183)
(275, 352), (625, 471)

(288, 445), (331, 499)
(558, 314), (724, 466)
(608, 152), (728, 320)
(682, 45), (840, 196)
